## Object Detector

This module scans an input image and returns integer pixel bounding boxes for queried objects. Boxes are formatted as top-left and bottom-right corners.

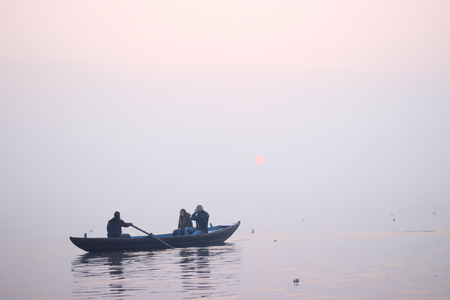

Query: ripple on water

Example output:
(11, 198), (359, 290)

(71, 244), (242, 299)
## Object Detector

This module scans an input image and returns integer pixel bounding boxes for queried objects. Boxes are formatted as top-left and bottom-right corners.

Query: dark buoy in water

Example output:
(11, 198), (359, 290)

(293, 278), (299, 283)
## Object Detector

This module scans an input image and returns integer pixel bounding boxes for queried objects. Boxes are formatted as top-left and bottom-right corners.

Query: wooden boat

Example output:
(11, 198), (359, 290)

(70, 221), (240, 253)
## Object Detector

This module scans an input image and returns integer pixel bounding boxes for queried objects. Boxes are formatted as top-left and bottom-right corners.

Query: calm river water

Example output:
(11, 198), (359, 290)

(1, 223), (450, 299)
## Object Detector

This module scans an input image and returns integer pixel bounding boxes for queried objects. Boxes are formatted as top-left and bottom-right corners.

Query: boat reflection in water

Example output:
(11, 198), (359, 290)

(178, 248), (213, 296)
(71, 244), (241, 299)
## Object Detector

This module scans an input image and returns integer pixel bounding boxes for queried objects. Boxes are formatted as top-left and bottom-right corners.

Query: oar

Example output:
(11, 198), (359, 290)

(131, 225), (175, 249)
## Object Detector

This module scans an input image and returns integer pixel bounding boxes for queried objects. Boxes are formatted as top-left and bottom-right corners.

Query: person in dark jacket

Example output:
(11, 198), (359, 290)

(184, 205), (209, 236)
(107, 211), (133, 238)
(172, 209), (193, 236)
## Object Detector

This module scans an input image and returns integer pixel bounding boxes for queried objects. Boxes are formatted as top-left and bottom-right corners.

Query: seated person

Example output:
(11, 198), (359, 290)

(107, 211), (133, 238)
(172, 209), (193, 236)
(184, 205), (209, 236)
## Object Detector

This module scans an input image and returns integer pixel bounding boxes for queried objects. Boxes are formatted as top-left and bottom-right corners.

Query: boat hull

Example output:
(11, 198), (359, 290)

(70, 221), (240, 253)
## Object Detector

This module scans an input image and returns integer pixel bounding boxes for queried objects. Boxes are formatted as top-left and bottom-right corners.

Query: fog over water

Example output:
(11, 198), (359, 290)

(1, 1), (449, 240)
(1, 2), (450, 299)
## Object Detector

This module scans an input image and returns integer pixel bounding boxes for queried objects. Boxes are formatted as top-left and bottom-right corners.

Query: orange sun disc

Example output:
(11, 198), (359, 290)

(255, 155), (265, 165)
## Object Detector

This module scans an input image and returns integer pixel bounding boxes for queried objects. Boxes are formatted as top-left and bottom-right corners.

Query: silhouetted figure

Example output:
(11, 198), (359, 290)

(185, 205), (210, 236)
(173, 209), (193, 236)
(107, 211), (133, 238)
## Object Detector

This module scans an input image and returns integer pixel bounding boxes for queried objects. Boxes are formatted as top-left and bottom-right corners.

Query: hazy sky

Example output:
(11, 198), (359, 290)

(1, 0), (449, 238)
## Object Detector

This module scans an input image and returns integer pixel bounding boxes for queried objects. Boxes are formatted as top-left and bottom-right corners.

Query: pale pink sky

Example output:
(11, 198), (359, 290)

(2, 0), (449, 72)
(1, 0), (449, 237)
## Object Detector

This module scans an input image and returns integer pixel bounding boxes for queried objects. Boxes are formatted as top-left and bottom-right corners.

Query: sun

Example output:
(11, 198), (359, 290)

(254, 155), (265, 165)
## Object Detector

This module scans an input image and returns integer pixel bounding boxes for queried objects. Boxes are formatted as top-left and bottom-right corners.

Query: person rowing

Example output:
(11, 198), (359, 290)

(107, 211), (133, 238)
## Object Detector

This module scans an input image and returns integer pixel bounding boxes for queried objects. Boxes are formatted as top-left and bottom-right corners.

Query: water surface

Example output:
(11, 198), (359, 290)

(1, 226), (450, 299)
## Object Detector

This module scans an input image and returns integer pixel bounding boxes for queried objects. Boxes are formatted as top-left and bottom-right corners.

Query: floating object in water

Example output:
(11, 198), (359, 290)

(274, 240), (277, 242)
(393, 218), (395, 222)
(251, 229), (255, 233)
(293, 278), (299, 283)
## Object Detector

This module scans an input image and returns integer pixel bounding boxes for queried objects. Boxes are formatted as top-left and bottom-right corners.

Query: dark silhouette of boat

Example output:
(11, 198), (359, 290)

(70, 221), (240, 253)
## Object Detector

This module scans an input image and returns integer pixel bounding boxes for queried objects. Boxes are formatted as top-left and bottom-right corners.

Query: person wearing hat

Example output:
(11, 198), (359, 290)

(107, 211), (133, 238)
(184, 205), (210, 236)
